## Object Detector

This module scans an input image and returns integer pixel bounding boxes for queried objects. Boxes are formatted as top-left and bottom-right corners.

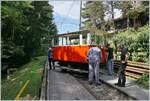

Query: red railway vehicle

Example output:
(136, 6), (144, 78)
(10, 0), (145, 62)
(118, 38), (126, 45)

(50, 30), (107, 70)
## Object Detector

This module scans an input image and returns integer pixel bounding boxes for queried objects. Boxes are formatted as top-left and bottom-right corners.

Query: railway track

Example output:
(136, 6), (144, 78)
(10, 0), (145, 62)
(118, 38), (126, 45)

(40, 61), (148, 100)
(66, 70), (136, 100)
(56, 64), (149, 100)
(53, 66), (139, 100)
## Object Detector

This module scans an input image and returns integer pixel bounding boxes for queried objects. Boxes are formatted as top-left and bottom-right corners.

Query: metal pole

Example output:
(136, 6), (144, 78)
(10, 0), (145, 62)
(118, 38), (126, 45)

(79, 34), (83, 45)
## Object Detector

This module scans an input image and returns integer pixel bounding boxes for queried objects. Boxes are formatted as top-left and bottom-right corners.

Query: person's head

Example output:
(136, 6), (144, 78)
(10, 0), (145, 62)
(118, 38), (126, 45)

(118, 44), (124, 51)
(48, 47), (52, 51)
(120, 44), (124, 48)
(107, 43), (110, 48)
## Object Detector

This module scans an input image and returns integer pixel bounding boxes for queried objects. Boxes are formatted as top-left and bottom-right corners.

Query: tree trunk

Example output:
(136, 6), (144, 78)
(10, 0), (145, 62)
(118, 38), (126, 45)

(133, 18), (137, 30)
(134, 18), (135, 28)
(114, 41), (117, 60)
(127, 16), (130, 29)
(12, 25), (15, 41)
(111, 1), (115, 30)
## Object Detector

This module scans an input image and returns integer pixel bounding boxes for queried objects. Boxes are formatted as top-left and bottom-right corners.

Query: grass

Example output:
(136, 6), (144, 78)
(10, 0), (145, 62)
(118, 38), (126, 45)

(1, 56), (46, 100)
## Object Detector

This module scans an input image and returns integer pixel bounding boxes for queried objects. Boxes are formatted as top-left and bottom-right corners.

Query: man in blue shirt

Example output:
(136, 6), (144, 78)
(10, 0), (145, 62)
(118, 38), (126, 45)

(48, 47), (54, 70)
(87, 45), (102, 86)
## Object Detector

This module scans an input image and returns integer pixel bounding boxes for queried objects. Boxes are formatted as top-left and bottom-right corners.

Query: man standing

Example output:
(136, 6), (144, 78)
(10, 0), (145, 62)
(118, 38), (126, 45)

(106, 43), (114, 75)
(115, 44), (129, 87)
(48, 47), (54, 70)
(87, 45), (102, 86)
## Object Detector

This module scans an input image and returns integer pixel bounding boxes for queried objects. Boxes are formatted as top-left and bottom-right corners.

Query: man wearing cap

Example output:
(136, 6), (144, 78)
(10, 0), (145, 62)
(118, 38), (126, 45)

(87, 45), (102, 86)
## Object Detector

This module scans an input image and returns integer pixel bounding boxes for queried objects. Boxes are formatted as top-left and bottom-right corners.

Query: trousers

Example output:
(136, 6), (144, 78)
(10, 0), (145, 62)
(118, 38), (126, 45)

(107, 59), (114, 75)
(48, 58), (55, 70)
(88, 61), (100, 84)
(117, 62), (127, 86)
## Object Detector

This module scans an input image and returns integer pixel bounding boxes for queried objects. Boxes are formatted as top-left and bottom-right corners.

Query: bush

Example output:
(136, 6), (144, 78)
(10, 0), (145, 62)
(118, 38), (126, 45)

(132, 52), (148, 62)
(9, 46), (30, 68)
(112, 25), (149, 62)
(136, 74), (149, 89)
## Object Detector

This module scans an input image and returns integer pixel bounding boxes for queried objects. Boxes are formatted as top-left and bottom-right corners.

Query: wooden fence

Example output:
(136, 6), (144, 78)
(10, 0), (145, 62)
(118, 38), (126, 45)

(114, 60), (149, 79)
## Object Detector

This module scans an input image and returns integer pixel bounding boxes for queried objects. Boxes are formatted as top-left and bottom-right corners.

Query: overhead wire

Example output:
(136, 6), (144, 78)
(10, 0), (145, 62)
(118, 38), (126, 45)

(55, 22), (79, 25)
(60, 0), (75, 29)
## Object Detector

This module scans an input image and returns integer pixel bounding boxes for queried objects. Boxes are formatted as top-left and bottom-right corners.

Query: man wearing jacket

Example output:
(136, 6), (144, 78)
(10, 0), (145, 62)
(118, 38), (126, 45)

(115, 44), (129, 87)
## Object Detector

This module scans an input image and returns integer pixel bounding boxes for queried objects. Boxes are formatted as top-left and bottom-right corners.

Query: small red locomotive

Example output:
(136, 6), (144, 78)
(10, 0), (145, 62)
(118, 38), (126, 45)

(50, 30), (107, 70)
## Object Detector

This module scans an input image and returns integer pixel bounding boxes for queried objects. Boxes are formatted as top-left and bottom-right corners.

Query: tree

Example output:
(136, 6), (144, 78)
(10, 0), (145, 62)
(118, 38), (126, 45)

(1, 1), (57, 74)
(82, 1), (107, 29)
(81, 1), (108, 44)
(114, 1), (132, 28)
(114, 1), (149, 29)
(104, 1), (115, 30)
(23, 1), (57, 57)
(112, 25), (149, 62)
(127, 1), (149, 29)
(1, 1), (31, 69)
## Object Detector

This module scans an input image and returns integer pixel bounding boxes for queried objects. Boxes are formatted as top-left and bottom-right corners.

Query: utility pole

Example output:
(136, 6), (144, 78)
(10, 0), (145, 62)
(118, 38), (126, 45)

(79, 0), (82, 30)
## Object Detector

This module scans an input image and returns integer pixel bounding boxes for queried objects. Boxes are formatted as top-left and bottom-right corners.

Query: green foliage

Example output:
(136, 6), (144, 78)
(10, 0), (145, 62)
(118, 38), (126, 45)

(9, 46), (28, 67)
(82, 1), (149, 45)
(136, 26), (149, 53)
(112, 25), (149, 62)
(127, 2), (149, 19)
(82, 1), (107, 29)
(1, 56), (45, 100)
(23, 1), (57, 57)
(136, 74), (149, 89)
(1, 1), (57, 72)
(132, 52), (148, 63)
(114, 1), (149, 29)
(114, 1), (132, 17)
(91, 34), (105, 45)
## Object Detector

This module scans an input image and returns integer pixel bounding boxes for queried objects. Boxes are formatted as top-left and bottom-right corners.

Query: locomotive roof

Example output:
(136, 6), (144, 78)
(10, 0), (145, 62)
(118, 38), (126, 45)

(50, 30), (90, 37)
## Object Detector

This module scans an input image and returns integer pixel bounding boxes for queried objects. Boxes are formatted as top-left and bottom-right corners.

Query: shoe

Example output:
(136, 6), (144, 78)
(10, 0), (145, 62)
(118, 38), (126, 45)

(120, 85), (125, 87)
(95, 83), (101, 86)
(108, 73), (112, 76)
(114, 83), (119, 85)
(114, 83), (121, 86)
(53, 66), (55, 70)
(89, 82), (93, 85)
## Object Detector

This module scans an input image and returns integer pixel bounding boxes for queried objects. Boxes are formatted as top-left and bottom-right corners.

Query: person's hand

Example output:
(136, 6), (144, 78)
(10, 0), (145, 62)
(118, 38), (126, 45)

(122, 61), (126, 63)
(87, 59), (89, 62)
(95, 60), (99, 64)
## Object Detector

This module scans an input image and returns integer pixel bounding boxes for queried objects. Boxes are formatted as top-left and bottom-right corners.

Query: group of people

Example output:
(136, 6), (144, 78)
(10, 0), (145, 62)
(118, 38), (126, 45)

(87, 43), (129, 87)
(48, 43), (129, 87)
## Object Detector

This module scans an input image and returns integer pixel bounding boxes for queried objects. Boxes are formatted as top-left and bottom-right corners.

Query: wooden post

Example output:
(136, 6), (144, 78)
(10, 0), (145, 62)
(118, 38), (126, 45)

(87, 33), (91, 44)
(79, 34), (83, 45)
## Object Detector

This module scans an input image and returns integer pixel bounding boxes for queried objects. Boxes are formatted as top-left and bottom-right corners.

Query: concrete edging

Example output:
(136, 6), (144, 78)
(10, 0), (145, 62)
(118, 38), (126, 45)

(100, 78), (138, 100)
